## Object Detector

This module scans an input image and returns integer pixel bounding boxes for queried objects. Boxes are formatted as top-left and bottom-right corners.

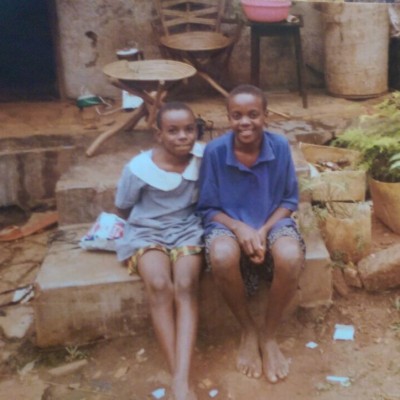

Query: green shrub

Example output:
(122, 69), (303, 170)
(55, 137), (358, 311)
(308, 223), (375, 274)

(333, 92), (400, 182)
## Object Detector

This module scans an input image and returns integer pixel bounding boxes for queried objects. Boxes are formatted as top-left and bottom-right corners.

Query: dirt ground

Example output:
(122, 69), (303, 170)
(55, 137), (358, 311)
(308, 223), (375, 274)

(1, 91), (400, 399)
(0, 211), (399, 400)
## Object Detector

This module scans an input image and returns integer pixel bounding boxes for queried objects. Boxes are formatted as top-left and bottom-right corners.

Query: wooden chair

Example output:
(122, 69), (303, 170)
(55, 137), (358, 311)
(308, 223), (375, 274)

(152, 0), (242, 97)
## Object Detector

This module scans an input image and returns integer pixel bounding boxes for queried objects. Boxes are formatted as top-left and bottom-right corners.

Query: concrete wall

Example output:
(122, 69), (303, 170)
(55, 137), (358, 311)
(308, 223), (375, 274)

(0, 137), (75, 208)
(55, 0), (325, 99)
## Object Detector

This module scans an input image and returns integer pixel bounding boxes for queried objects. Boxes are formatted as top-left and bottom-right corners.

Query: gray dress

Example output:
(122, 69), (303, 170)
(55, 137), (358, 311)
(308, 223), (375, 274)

(115, 142), (204, 262)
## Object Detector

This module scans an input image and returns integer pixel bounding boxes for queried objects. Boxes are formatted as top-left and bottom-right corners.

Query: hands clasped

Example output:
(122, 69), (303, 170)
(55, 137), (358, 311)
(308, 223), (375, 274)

(233, 221), (267, 264)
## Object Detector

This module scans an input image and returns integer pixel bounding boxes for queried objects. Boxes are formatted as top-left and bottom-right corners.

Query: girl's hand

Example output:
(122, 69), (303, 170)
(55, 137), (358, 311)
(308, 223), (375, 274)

(249, 246), (266, 264)
(233, 221), (266, 262)
(248, 226), (269, 264)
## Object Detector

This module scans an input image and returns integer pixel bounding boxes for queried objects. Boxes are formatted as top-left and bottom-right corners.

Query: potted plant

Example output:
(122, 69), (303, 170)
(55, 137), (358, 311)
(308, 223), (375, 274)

(333, 92), (400, 234)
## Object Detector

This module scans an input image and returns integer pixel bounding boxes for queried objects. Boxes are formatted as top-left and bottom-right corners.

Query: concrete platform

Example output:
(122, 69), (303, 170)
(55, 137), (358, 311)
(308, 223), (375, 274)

(34, 207), (331, 347)
(34, 225), (231, 347)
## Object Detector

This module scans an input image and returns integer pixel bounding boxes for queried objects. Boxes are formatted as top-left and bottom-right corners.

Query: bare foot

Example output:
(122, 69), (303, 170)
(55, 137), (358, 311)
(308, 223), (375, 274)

(171, 378), (198, 400)
(236, 329), (262, 378)
(261, 339), (290, 383)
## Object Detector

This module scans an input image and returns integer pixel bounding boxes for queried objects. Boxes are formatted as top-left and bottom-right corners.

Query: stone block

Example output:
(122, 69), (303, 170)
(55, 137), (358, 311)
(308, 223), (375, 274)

(274, 120), (335, 146)
(56, 153), (127, 225)
(34, 225), (232, 347)
(55, 137), (153, 226)
(56, 186), (118, 226)
(0, 144), (75, 208)
(297, 203), (332, 307)
(295, 130), (334, 146)
(290, 141), (309, 180)
(343, 266), (363, 288)
(34, 225), (148, 347)
(358, 244), (400, 291)
(34, 207), (332, 347)
(0, 305), (34, 340)
(299, 142), (366, 202)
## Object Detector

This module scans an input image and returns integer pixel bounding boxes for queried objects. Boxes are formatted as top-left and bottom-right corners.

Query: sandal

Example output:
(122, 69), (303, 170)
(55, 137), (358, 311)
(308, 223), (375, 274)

(0, 211), (58, 242)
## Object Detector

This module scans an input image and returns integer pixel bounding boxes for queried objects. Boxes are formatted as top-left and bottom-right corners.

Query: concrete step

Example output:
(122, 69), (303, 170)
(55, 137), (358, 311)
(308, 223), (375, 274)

(34, 205), (331, 347)
(0, 126), (151, 210)
(55, 131), (154, 226)
(0, 137), (76, 209)
(56, 140), (310, 226)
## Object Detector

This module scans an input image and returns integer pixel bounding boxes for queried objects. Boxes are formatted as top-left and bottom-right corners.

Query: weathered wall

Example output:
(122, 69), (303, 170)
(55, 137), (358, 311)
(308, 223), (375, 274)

(55, 0), (325, 99)
(0, 136), (76, 208)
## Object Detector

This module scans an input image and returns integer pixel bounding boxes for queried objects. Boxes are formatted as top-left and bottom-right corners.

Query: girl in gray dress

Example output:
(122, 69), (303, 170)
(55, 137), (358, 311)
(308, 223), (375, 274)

(115, 101), (204, 400)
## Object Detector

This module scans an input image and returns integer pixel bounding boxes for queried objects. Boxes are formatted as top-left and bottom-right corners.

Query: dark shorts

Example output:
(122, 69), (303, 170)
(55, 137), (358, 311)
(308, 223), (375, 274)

(205, 224), (306, 296)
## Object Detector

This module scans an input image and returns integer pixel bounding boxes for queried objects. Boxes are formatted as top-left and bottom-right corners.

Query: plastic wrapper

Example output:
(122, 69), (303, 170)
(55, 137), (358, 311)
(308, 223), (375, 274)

(79, 212), (125, 252)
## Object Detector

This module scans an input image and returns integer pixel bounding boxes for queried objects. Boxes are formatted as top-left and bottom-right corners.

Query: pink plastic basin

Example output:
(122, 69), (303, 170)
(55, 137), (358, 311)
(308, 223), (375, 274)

(241, 0), (291, 23)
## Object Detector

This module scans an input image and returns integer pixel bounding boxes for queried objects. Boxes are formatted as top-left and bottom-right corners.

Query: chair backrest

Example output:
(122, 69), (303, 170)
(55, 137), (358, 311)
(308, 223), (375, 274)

(153, 0), (226, 36)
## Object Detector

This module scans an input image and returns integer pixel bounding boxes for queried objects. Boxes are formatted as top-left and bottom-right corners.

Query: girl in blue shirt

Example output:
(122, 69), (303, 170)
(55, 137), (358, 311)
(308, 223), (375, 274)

(197, 85), (305, 384)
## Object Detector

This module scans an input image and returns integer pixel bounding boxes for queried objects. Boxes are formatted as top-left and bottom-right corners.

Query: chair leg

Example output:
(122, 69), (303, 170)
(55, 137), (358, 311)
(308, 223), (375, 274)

(86, 104), (147, 157)
(196, 70), (229, 97)
(179, 54), (229, 98)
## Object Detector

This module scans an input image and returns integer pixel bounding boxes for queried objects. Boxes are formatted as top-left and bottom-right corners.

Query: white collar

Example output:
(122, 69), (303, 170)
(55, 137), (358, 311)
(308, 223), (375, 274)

(128, 142), (204, 191)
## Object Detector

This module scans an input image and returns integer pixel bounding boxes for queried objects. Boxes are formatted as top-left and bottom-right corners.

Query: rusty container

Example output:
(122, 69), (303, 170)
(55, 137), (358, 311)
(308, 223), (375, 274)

(321, 3), (389, 99)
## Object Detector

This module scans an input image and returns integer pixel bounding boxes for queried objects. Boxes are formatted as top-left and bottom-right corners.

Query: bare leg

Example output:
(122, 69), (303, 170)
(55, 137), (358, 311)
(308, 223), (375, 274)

(210, 236), (262, 379)
(171, 254), (202, 400)
(138, 250), (176, 372)
(260, 237), (304, 383)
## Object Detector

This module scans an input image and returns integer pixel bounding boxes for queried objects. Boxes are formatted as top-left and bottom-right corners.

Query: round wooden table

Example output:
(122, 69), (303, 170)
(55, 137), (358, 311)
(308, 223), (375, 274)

(86, 59), (196, 157)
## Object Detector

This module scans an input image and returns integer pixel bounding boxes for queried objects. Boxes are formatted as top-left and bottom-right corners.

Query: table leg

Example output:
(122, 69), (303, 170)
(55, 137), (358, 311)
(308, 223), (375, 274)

(250, 27), (260, 86)
(110, 78), (156, 106)
(85, 104), (146, 157)
(146, 81), (166, 128)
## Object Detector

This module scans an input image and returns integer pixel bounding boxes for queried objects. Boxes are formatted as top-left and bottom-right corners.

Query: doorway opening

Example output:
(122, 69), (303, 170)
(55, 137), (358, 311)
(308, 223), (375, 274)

(0, 0), (59, 101)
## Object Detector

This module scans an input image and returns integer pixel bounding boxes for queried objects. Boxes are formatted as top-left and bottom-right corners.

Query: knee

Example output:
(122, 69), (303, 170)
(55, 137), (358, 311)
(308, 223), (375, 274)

(174, 275), (199, 299)
(209, 238), (240, 276)
(146, 275), (174, 301)
(273, 242), (304, 282)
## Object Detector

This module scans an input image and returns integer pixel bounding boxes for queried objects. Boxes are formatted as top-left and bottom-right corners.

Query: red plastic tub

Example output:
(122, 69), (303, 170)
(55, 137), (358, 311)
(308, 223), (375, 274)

(241, 0), (291, 22)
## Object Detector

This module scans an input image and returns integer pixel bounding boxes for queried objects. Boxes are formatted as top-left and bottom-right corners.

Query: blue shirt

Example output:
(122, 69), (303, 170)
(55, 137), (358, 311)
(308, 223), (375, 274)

(197, 130), (299, 236)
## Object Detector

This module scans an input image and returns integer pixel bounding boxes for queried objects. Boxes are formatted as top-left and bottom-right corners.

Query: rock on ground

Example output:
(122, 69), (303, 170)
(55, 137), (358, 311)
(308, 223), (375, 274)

(0, 305), (34, 340)
(358, 244), (400, 291)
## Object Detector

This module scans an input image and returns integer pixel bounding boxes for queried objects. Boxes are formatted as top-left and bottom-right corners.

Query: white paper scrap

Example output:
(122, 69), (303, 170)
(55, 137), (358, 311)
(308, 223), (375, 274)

(326, 375), (351, 387)
(333, 324), (355, 341)
(152, 387), (166, 399)
(209, 389), (219, 398)
(122, 91), (143, 109)
(12, 285), (34, 303)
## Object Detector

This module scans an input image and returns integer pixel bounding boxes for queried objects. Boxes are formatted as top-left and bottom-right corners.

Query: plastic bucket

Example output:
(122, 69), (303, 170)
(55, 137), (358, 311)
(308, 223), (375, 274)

(76, 95), (103, 108)
(321, 3), (389, 99)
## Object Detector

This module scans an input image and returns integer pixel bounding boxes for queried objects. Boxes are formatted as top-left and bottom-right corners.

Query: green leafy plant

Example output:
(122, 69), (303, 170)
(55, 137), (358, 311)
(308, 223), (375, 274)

(65, 345), (87, 362)
(333, 92), (400, 183)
